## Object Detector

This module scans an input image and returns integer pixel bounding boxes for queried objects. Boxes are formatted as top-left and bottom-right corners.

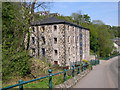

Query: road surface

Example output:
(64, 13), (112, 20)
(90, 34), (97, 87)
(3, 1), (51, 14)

(73, 56), (119, 88)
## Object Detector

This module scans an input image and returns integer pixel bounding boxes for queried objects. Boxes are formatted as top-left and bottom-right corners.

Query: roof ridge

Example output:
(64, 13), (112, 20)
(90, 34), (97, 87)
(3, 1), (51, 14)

(31, 16), (89, 30)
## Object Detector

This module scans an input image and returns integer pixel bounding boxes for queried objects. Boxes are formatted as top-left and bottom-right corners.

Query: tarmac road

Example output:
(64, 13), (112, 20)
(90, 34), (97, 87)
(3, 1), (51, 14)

(73, 56), (119, 88)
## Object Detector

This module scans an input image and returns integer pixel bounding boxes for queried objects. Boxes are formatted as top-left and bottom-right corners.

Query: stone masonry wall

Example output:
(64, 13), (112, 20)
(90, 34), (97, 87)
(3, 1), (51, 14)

(29, 23), (90, 66)
(65, 25), (81, 66)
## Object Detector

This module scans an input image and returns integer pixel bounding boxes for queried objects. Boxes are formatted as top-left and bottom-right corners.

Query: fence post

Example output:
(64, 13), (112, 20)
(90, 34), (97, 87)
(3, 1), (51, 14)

(72, 65), (75, 77)
(48, 69), (52, 89)
(77, 66), (80, 74)
(81, 63), (83, 72)
(82, 63), (85, 71)
(64, 69), (67, 81)
(18, 80), (24, 90)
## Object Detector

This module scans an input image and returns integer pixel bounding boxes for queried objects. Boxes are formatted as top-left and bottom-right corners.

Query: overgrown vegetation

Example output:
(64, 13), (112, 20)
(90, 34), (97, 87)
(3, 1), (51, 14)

(2, 2), (31, 81)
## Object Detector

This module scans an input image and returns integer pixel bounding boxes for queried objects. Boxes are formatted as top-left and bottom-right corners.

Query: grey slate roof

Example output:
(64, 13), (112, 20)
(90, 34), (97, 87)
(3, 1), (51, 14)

(31, 17), (89, 30)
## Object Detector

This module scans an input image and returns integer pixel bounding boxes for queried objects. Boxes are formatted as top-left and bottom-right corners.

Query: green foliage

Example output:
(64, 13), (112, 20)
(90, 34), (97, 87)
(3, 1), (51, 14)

(82, 59), (89, 63)
(110, 26), (120, 38)
(23, 73), (72, 88)
(81, 23), (114, 57)
(2, 2), (30, 82)
(71, 12), (91, 23)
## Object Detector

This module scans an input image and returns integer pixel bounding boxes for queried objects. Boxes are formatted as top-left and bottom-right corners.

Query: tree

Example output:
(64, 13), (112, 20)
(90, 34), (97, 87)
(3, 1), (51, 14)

(2, 2), (31, 81)
(2, 1), (50, 82)
(71, 12), (91, 24)
(19, 1), (50, 50)
(83, 14), (91, 23)
(92, 20), (105, 25)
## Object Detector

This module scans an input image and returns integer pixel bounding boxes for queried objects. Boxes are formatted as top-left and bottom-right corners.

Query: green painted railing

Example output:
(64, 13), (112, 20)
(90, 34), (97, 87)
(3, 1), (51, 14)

(2, 60), (100, 90)
(100, 54), (120, 60)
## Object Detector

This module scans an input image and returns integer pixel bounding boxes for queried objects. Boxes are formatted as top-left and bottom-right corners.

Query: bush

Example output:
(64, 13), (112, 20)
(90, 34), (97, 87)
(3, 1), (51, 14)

(82, 59), (89, 63)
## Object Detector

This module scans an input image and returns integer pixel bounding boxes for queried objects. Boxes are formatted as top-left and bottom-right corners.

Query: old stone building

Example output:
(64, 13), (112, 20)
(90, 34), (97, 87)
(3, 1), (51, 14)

(30, 17), (90, 66)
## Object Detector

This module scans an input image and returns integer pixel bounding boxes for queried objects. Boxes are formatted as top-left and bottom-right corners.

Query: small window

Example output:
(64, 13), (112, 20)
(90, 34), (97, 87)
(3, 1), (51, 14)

(73, 36), (75, 42)
(42, 48), (45, 56)
(80, 42), (82, 47)
(41, 26), (45, 33)
(54, 38), (57, 44)
(54, 61), (58, 65)
(54, 25), (57, 31)
(80, 55), (82, 60)
(80, 33), (82, 39)
(68, 47), (70, 52)
(68, 47), (70, 55)
(80, 47), (82, 50)
(41, 36), (45, 44)
(68, 26), (69, 29)
(80, 50), (82, 54)
(77, 36), (79, 41)
(33, 27), (35, 32)
(54, 50), (58, 55)
(68, 36), (70, 42)
(32, 37), (35, 44)
(32, 48), (35, 56)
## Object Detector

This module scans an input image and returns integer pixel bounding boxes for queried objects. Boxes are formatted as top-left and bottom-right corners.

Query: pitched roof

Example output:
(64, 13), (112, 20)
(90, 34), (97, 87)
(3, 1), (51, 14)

(31, 17), (89, 30)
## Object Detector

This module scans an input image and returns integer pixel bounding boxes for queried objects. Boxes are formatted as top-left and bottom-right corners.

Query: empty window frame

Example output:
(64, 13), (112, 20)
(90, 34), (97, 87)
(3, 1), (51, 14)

(80, 42), (82, 46)
(54, 25), (57, 31)
(41, 26), (45, 33)
(68, 47), (70, 55)
(32, 27), (35, 32)
(77, 36), (79, 42)
(54, 38), (57, 44)
(54, 50), (58, 55)
(68, 36), (70, 42)
(80, 33), (82, 40)
(80, 47), (82, 50)
(80, 50), (82, 54)
(32, 37), (35, 44)
(32, 48), (35, 56)
(80, 55), (82, 60)
(67, 25), (69, 30)
(73, 36), (75, 43)
(42, 48), (45, 56)
(41, 36), (45, 44)
(54, 61), (58, 65)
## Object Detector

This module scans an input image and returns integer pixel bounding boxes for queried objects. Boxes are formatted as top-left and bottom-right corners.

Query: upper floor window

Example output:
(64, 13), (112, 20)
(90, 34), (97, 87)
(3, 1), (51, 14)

(54, 38), (57, 44)
(80, 47), (82, 50)
(32, 37), (35, 44)
(80, 50), (82, 54)
(41, 36), (45, 44)
(68, 47), (70, 55)
(77, 36), (79, 42)
(32, 48), (35, 56)
(33, 27), (35, 32)
(80, 33), (82, 39)
(42, 48), (45, 56)
(41, 26), (45, 33)
(54, 25), (57, 31)
(80, 42), (82, 47)
(54, 50), (58, 55)
(67, 25), (69, 30)
(68, 36), (70, 43)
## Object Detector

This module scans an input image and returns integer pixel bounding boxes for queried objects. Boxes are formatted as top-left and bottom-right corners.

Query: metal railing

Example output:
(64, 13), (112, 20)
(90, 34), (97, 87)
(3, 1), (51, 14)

(2, 60), (100, 90)
(100, 54), (120, 60)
